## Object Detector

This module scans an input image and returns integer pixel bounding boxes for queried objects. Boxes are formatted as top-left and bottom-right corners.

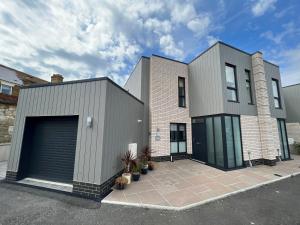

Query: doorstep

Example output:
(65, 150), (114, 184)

(102, 155), (300, 211)
(17, 178), (73, 193)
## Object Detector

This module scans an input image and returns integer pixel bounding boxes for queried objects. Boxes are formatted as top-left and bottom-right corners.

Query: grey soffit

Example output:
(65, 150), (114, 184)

(283, 83), (300, 88)
(21, 77), (144, 105)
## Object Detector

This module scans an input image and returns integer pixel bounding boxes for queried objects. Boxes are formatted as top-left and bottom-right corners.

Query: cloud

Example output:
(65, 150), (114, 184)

(206, 35), (219, 46)
(251, 0), (277, 17)
(187, 15), (211, 38)
(159, 35), (184, 60)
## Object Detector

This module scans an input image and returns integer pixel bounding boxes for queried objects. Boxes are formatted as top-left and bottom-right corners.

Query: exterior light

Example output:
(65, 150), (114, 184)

(87, 116), (93, 128)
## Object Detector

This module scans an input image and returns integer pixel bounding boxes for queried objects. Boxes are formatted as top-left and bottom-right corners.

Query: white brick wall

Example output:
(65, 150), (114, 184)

(240, 115), (263, 160)
(149, 56), (191, 157)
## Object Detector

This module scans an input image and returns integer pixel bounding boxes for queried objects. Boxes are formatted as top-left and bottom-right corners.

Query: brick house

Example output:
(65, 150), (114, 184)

(0, 65), (47, 161)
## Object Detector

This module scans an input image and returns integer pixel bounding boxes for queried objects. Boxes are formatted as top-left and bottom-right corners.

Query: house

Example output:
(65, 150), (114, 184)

(6, 41), (291, 199)
(283, 83), (300, 143)
(0, 65), (47, 161)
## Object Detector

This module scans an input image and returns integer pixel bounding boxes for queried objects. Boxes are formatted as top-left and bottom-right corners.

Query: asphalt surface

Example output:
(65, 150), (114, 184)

(0, 175), (300, 225)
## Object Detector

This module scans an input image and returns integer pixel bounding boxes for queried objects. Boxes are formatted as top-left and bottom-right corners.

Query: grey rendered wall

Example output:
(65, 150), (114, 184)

(219, 43), (257, 116)
(283, 84), (300, 122)
(101, 81), (144, 183)
(124, 57), (150, 147)
(188, 44), (224, 117)
(7, 80), (107, 185)
(264, 61), (286, 119)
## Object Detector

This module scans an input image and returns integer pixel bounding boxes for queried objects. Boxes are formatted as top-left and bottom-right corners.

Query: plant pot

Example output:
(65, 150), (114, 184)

(122, 173), (132, 184)
(141, 167), (148, 175)
(132, 172), (140, 181)
(115, 183), (125, 190)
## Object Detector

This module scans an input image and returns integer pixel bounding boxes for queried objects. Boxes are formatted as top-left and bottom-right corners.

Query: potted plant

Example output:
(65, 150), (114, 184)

(294, 142), (300, 155)
(115, 176), (128, 190)
(121, 150), (135, 184)
(140, 159), (148, 174)
(132, 162), (141, 181)
(148, 161), (155, 171)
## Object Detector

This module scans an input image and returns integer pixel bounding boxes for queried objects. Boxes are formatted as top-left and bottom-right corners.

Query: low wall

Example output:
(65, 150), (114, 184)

(0, 143), (10, 162)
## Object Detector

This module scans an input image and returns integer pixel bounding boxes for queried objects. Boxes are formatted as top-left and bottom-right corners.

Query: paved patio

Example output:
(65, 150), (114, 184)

(102, 154), (300, 210)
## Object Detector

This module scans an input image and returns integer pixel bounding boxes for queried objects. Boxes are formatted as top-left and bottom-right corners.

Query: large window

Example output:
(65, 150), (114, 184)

(225, 64), (238, 102)
(0, 84), (12, 95)
(272, 79), (281, 109)
(277, 119), (290, 160)
(245, 70), (253, 104)
(178, 77), (186, 107)
(170, 123), (187, 154)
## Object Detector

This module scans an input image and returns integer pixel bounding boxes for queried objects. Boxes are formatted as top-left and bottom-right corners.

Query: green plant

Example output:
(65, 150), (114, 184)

(132, 162), (140, 173)
(121, 150), (135, 173)
(294, 142), (300, 155)
(141, 146), (154, 161)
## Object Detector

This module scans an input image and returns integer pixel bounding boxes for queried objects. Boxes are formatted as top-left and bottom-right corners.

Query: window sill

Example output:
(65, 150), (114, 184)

(227, 100), (239, 103)
(248, 103), (255, 105)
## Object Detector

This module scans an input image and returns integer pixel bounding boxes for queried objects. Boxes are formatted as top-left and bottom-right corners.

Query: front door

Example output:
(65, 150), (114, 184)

(192, 119), (207, 162)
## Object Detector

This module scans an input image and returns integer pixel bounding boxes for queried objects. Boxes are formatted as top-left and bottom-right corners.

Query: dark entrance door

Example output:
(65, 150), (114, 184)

(192, 119), (207, 162)
(20, 116), (78, 183)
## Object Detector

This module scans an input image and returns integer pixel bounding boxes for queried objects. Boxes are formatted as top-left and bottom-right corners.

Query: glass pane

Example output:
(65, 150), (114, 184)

(280, 120), (289, 159)
(226, 65), (236, 88)
(274, 99), (279, 108)
(277, 120), (284, 158)
(206, 118), (215, 164)
(178, 124), (186, 141)
(170, 124), (177, 141)
(245, 70), (250, 80)
(179, 97), (185, 107)
(179, 87), (185, 96)
(178, 78), (185, 87)
(233, 117), (243, 167)
(171, 142), (178, 153)
(225, 116), (235, 168)
(1, 85), (11, 95)
(214, 117), (224, 167)
(178, 142), (186, 153)
(272, 80), (279, 97)
(246, 83), (252, 104)
(227, 89), (237, 101)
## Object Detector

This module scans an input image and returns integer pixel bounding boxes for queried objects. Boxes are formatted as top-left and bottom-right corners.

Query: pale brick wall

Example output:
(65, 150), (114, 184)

(149, 56), (191, 156)
(240, 115), (263, 161)
(252, 52), (277, 160)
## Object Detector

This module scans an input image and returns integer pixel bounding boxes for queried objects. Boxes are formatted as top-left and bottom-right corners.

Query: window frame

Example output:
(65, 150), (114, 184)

(0, 84), (13, 95)
(272, 78), (282, 109)
(178, 77), (186, 108)
(245, 69), (254, 105)
(225, 63), (239, 103)
(170, 123), (187, 154)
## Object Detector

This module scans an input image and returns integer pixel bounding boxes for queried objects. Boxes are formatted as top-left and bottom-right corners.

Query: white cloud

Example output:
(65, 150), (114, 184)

(171, 4), (197, 24)
(206, 35), (219, 46)
(251, 0), (277, 17)
(187, 15), (211, 37)
(159, 35), (184, 60)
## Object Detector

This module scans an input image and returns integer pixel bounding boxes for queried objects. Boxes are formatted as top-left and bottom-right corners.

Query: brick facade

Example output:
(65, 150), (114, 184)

(149, 56), (192, 157)
(0, 103), (16, 143)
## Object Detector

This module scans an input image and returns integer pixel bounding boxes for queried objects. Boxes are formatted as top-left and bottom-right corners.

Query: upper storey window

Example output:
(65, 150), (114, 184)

(178, 77), (186, 107)
(0, 84), (12, 95)
(245, 70), (253, 104)
(225, 64), (238, 102)
(272, 78), (281, 109)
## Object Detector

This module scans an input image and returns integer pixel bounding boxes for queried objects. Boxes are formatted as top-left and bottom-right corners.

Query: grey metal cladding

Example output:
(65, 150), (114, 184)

(264, 61), (286, 118)
(219, 43), (257, 116)
(124, 58), (143, 99)
(188, 43), (224, 117)
(283, 84), (300, 122)
(101, 81), (144, 183)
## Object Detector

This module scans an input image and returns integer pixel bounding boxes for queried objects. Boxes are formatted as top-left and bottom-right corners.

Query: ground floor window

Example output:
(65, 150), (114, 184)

(277, 119), (290, 160)
(192, 114), (244, 170)
(170, 123), (187, 154)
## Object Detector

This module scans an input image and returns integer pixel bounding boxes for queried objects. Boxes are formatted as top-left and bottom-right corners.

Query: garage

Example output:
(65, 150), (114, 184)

(19, 116), (78, 183)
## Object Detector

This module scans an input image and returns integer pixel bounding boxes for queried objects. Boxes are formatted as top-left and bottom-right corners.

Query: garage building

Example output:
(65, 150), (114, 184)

(6, 77), (144, 199)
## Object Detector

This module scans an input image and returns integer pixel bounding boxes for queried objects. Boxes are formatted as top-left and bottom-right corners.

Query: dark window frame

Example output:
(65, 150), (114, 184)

(225, 63), (239, 103)
(277, 119), (290, 160)
(245, 69), (254, 105)
(178, 77), (186, 107)
(272, 78), (282, 109)
(170, 123), (187, 154)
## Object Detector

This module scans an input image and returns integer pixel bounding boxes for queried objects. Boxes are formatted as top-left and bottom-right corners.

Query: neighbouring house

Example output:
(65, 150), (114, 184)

(0, 65), (47, 161)
(6, 41), (291, 199)
(283, 83), (300, 145)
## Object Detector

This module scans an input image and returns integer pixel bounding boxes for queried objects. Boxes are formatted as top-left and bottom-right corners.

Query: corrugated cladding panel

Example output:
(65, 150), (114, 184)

(283, 84), (300, 122)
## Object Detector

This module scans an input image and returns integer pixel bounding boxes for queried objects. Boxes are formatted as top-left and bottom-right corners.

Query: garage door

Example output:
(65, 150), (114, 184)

(21, 116), (78, 183)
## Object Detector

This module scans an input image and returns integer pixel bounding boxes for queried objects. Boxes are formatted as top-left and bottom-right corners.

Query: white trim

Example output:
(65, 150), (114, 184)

(0, 83), (13, 95)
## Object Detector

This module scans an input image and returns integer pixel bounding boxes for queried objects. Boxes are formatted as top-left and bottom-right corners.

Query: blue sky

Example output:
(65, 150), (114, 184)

(0, 0), (299, 86)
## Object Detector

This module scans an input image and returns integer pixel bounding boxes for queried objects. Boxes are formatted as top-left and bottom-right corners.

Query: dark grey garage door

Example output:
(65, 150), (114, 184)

(20, 116), (78, 183)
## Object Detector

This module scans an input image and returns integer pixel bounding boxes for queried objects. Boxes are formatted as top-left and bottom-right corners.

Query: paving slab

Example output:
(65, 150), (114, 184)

(102, 154), (300, 210)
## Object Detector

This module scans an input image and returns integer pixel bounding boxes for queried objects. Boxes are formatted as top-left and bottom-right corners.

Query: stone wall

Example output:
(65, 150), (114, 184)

(149, 56), (192, 157)
(0, 103), (16, 143)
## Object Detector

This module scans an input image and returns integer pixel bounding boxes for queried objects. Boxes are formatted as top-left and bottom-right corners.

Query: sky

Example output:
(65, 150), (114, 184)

(0, 0), (299, 86)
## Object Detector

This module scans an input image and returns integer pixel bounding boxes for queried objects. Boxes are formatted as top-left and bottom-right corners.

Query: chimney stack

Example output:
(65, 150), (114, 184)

(51, 74), (64, 83)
